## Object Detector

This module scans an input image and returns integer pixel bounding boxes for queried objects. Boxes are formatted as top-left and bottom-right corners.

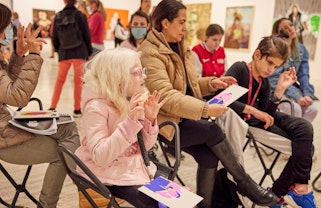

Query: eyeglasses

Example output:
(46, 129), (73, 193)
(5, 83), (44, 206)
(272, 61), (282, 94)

(130, 67), (146, 77)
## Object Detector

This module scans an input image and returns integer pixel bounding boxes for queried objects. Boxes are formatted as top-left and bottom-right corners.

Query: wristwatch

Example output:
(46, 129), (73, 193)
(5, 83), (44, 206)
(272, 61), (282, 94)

(270, 92), (281, 104)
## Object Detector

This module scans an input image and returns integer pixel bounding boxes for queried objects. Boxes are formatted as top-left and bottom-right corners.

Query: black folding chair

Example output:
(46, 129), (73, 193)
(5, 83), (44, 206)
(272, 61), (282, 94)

(57, 120), (181, 208)
(312, 171), (321, 192)
(0, 97), (43, 207)
(156, 121), (185, 185)
(243, 99), (294, 186)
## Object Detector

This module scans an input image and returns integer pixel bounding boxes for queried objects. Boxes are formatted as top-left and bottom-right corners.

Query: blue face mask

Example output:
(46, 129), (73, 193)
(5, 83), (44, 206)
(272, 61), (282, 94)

(131, 27), (147, 40)
(0, 25), (14, 46)
(86, 6), (92, 14)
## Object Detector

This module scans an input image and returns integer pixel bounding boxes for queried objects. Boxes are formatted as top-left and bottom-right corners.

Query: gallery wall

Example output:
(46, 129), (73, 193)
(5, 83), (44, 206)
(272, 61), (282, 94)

(10, 0), (320, 80)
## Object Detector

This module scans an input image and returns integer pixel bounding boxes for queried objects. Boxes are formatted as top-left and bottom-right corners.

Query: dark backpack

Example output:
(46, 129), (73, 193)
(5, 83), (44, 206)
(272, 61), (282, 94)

(55, 10), (83, 49)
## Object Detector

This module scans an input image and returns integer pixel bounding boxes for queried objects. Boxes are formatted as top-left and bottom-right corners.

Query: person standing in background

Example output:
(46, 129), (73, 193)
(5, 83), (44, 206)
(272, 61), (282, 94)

(192, 24), (226, 78)
(77, 0), (90, 18)
(138, 0), (152, 16)
(86, 0), (107, 56)
(50, 0), (92, 117)
(114, 18), (128, 48)
(120, 10), (150, 51)
(11, 11), (21, 51)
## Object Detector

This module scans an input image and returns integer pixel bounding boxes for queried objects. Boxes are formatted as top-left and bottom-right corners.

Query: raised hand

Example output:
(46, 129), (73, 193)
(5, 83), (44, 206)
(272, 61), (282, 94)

(144, 90), (167, 123)
(16, 23), (47, 57)
(128, 93), (145, 121)
(277, 67), (297, 90)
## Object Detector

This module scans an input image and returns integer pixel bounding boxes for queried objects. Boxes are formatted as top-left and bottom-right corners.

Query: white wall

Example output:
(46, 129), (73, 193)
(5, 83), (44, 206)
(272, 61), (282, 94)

(10, 0), (321, 80)
(0, 0), (12, 8)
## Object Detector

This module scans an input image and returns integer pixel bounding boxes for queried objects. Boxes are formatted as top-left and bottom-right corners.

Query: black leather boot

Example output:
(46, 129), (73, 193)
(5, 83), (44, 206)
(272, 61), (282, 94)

(209, 139), (278, 206)
(196, 165), (216, 208)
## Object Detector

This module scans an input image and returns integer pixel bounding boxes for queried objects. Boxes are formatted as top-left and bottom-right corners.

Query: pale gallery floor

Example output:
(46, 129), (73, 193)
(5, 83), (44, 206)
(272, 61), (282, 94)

(0, 40), (320, 208)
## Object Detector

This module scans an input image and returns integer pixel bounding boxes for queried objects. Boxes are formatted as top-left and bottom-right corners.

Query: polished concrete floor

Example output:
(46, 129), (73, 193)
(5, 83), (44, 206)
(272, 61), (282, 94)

(0, 40), (320, 207)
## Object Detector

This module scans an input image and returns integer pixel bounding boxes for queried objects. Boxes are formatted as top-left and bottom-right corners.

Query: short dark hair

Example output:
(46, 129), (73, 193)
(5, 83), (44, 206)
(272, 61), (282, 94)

(65, 0), (77, 5)
(0, 3), (12, 33)
(151, 0), (186, 32)
(206, 24), (224, 37)
(254, 36), (290, 65)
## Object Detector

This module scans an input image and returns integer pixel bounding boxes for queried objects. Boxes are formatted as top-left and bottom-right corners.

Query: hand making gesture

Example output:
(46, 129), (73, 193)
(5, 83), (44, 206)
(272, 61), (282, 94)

(16, 23), (47, 57)
(144, 90), (167, 123)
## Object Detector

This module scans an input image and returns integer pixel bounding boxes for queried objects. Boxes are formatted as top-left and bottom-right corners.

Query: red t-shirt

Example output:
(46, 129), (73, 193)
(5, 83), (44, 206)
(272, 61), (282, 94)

(192, 43), (226, 77)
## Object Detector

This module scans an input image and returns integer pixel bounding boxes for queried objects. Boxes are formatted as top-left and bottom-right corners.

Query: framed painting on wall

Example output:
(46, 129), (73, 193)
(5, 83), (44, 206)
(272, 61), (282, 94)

(32, 9), (55, 38)
(185, 3), (212, 48)
(105, 8), (129, 40)
(273, 0), (321, 60)
(223, 6), (254, 50)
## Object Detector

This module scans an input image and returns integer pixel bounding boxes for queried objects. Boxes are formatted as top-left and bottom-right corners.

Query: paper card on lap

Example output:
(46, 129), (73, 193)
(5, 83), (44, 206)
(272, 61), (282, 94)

(207, 84), (248, 106)
(138, 176), (203, 208)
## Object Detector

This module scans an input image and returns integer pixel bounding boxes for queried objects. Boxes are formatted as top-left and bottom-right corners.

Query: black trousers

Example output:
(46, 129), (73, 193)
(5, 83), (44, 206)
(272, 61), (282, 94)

(251, 111), (314, 197)
(108, 185), (159, 208)
(165, 118), (225, 169)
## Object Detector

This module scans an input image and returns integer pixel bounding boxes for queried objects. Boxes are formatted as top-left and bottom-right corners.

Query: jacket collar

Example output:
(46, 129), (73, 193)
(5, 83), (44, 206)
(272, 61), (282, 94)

(147, 28), (190, 55)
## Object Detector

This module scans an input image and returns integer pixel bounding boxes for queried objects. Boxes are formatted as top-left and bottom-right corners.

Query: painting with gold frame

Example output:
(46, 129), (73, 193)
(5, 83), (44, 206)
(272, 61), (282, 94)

(32, 9), (55, 38)
(223, 6), (254, 50)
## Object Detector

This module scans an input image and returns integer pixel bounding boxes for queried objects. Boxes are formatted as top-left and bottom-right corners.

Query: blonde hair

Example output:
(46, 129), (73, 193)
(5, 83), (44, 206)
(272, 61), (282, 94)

(83, 48), (142, 119)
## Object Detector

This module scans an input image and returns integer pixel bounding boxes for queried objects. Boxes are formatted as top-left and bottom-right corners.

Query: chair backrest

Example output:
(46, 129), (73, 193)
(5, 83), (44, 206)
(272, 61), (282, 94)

(57, 146), (121, 208)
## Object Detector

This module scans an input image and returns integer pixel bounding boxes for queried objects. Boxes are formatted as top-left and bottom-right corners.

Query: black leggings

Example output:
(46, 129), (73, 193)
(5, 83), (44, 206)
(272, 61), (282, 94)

(108, 185), (159, 208)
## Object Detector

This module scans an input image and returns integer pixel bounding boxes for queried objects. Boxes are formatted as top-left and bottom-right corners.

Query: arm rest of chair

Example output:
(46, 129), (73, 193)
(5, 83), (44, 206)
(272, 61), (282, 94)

(17, 97), (43, 111)
(278, 99), (294, 116)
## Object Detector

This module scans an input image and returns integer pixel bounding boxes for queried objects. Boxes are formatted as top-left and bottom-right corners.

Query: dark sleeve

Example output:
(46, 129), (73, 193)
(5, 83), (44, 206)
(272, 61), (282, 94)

(259, 79), (278, 115)
(52, 14), (59, 51)
(78, 12), (93, 56)
(225, 62), (248, 116)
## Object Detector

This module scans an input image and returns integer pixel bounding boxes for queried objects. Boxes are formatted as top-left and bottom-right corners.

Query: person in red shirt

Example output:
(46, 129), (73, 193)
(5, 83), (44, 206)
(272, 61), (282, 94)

(86, 0), (107, 56)
(192, 24), (226, 77)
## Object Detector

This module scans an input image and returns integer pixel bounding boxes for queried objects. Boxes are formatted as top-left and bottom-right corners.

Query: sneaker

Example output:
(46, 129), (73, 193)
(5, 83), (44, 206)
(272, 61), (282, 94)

(73, 110), (82, 118)
(284, 187), (317, 208)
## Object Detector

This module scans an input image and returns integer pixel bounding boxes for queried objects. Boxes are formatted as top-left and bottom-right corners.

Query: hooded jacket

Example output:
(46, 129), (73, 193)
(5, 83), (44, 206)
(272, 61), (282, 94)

(75, 85), (158, 185)
(0, 53), (43, 148)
